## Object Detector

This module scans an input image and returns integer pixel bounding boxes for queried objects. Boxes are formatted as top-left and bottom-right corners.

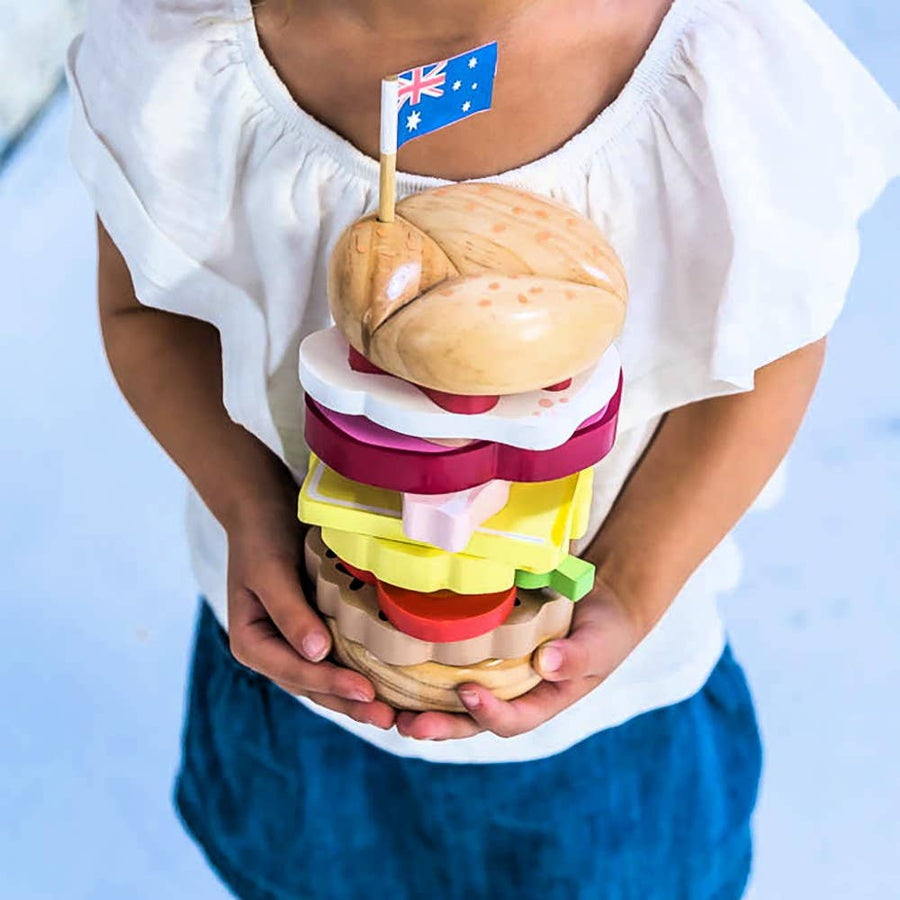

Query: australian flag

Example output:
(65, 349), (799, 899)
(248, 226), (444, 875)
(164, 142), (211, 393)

(395, 42), (499, 148)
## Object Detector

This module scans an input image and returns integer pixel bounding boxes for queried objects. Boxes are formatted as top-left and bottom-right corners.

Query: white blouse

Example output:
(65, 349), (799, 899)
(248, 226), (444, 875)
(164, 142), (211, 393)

(66, 0), (899, 763)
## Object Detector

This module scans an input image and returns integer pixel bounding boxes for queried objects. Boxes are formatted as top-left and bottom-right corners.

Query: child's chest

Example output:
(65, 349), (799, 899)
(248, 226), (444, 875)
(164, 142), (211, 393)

(254, 0), (671, 180)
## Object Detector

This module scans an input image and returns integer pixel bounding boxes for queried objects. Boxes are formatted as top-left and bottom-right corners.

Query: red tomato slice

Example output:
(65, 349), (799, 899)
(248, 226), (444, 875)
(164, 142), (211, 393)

(347, 345), (499, 414)
(336, 559), (377, 585)
(375, 581), (517, 643)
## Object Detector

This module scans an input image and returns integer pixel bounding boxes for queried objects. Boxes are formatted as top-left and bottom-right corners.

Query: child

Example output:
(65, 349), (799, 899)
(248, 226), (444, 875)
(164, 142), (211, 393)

(67, 0), (900, 896)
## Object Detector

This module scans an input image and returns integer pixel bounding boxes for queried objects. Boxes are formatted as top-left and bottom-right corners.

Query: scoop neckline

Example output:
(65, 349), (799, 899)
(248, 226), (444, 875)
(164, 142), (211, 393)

(230, 0), (699, 191)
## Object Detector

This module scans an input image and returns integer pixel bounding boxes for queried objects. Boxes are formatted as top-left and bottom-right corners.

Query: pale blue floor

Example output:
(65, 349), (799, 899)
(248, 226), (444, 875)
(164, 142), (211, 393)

(0, 3), (898, 897)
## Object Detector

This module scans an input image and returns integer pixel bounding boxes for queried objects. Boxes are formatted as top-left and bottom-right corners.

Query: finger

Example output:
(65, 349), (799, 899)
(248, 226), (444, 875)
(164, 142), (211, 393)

(457, 679), (591, 737)
(230, 614), (376, 702)
(246, 556), (332, 663)
(533, 638), (592, 683)
(395, 710), (484, 741)
(303, 691), (397, 731)
(533, 606), (612, 682)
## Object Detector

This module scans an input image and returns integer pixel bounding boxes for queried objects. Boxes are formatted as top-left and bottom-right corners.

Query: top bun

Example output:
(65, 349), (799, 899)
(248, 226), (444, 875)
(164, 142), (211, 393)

(328, 183), (627, 396)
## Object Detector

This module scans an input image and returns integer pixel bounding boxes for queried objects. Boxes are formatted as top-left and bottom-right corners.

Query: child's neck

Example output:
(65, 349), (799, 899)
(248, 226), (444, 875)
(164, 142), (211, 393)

(254, 0), (672, 180)
(319, 0), (541, 40)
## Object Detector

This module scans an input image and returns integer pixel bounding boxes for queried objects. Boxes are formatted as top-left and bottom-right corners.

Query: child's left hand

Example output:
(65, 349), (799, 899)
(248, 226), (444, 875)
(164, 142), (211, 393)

(395, 581), (651, 741)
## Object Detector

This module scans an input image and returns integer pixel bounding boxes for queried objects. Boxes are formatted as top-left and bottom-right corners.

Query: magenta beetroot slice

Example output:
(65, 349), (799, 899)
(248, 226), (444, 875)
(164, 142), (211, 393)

(303, 371), (622, 495)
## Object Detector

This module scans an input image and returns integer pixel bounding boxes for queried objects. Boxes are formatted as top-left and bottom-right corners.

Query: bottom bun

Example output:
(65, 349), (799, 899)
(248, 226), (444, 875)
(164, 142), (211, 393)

(326, 618), (541, 712)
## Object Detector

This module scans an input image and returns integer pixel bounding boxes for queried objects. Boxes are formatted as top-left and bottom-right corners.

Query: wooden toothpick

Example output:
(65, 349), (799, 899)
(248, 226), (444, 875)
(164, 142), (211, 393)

(378, 76), (399, 223)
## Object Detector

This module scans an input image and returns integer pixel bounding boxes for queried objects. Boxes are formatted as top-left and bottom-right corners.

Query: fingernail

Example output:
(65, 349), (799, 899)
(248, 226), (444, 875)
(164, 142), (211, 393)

(348, 690), (373, 703)
(539, 646), (563, 674)
(302, 633), (328, 662)
(459, 690), (480, 710)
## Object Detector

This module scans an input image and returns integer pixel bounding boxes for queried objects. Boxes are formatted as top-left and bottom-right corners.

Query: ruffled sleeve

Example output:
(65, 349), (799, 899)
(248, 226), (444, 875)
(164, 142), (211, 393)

(576, 0), (900, 430)
(688, 0), (900, 385)
(65, 0), (297, 456)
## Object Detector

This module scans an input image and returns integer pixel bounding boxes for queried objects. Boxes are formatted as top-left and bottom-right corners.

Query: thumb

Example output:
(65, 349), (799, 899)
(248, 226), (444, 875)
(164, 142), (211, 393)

(533, 614), (609, 682)
(251, 552), (332, 663)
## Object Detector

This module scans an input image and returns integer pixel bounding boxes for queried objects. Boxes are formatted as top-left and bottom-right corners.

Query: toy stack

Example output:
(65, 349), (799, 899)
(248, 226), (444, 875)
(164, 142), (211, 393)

(296, 182), (628, 710)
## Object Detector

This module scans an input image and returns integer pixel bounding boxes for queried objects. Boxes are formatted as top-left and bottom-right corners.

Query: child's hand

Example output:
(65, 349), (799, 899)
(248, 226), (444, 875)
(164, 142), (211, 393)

(226, 503), (397, 731)
(395, 582), (648, 741)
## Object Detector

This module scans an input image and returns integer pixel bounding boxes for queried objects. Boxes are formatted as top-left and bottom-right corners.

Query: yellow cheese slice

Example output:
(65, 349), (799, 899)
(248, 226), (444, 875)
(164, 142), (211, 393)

(299, 455), (593, 574)
(321, 527), (516, 594)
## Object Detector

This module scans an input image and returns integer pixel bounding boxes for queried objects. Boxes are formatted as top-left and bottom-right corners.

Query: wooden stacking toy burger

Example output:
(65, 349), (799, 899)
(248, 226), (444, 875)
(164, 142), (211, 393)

(297, 182), (627, 711)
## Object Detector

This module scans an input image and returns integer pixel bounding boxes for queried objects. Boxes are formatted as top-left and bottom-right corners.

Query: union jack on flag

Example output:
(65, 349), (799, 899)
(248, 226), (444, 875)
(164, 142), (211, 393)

(398, 60), (449, 109)
(394, 42), (498, 148)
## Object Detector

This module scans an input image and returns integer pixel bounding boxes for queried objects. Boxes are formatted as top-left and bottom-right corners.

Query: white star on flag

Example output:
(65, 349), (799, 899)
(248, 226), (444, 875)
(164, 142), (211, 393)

(468, 57), (478, 69)
(472, 82), (478, 90)
(452, 80), (461, 91)
(406, 110), (421, 131)
(461, 101), (471, 112)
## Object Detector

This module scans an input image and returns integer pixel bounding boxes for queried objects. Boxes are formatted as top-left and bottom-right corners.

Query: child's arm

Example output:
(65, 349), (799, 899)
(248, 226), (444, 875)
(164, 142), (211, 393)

(96, 220), (396, 729)
(397, 337), (827, 739)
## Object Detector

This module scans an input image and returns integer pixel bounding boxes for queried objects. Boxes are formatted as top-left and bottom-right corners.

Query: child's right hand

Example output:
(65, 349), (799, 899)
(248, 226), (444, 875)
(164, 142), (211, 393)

(225, 501), (397, 731)
(95, 221), (396, 730)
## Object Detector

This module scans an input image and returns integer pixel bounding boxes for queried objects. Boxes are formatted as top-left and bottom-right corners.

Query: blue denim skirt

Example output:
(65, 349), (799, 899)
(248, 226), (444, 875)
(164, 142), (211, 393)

(175, 602), (762, 900)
